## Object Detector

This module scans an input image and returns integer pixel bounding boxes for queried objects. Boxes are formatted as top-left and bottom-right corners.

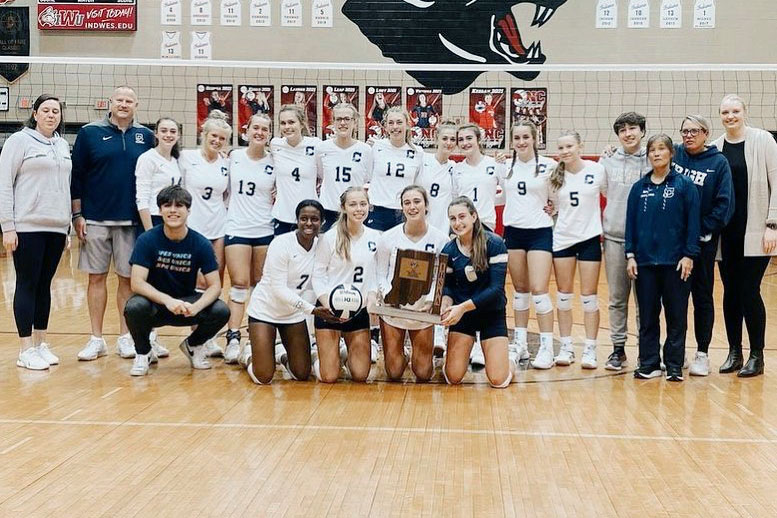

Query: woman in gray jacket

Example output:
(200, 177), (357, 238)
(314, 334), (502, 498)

(0, 94), (72, 370)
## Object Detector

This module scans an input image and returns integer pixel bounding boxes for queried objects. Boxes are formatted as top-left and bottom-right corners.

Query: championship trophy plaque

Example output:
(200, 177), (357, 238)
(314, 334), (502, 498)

(374, 249), (448, 324)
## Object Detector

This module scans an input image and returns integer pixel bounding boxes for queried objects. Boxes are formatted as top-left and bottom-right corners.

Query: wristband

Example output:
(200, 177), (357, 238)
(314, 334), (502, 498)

(71, 212), (82, 220)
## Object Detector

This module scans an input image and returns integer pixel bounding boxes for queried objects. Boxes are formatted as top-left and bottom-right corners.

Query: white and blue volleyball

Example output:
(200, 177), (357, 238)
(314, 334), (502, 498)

(328, 284), (363, 320)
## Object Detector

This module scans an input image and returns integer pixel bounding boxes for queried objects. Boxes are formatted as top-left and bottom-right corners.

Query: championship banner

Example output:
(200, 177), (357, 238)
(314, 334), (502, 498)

(322, 85), (358, 139)
(196, 84), (233, 144)
(280, 85), (317, 136)
(510, 88), (548, 150)
(406, 87), (442, 149)
(237, 85), (273, 146)
(365, 86), (400, 139)
(0, 6), (30, 83)
(37, 0), (138, 31)
(469, 87), (505, 150)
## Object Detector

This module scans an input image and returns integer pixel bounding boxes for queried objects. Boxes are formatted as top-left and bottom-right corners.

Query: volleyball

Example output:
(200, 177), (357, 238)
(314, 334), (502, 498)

(328, 284), (363, 320)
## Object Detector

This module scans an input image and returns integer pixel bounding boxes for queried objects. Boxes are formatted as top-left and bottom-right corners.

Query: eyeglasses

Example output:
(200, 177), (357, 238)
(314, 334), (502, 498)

(335, 117), (353, 123)
(680, 128), (705, 137)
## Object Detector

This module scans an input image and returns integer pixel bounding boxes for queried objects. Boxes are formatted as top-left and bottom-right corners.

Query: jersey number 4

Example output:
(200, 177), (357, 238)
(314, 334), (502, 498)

(291, 167), (301, 182)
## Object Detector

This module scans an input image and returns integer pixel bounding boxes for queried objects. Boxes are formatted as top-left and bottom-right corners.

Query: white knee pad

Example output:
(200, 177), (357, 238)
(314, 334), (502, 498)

(581, 294), (599, 313)
(513, 292), (530, 312)
(556, 292), (573, 311)
(230, 286), (249, 303)
(490, 370), (513, 388)
(246, 363), (270, 385)
(533, 293), (553, 315)
(442, 364), (454, 385)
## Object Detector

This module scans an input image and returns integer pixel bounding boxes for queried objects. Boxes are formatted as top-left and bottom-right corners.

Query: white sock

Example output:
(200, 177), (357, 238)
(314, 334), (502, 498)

(560, 336), (572, 349)
(514, 327), (528, 345)
(91, 335), (104, 342)
(585, 339), (596, 348)
(539, 332), (554, 349)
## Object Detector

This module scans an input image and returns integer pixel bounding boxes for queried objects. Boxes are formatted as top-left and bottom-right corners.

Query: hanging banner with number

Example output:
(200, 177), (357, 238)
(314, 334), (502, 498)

(469, 87), (506, 150)
(220, 0), (241, 25)
(191, 0), (212, 25)
(281, 85), (317, 136)
(660, 0), (682, 28)
(365, 86), (401, 140)
(237, 85), (274, 146)
(250, 0), (270, 26)
(693, 0), (715, 28)
(161, 0), (182, 25)
(406, 87), (443, 150)
(628, 0), (649, 28)
(596, 0), (618, 28)
(311, 0), (333, 27)
(322, 86), (359, 139)
(510, 88), (548, 150)
(196, 84), (234, 144)
(281, 0), (302, 26)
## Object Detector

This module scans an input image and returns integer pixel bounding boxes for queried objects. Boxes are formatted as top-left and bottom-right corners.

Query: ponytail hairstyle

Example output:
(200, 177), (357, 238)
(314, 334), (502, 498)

(449, 196), (489, 273)
(456, 123), (485, 154)
(383, 105), (416, 151)
(507, 119), (540, 179)
(26, 94), (65, 135)
(335, 186), (370, 261)
(279, 104), (311, 137)
(332, 102), (359, 139)
(549, 130), (582, 191)
(200, 110), (232, 149)
(246, 112), (273, 153)
(154, 117), (182, 159)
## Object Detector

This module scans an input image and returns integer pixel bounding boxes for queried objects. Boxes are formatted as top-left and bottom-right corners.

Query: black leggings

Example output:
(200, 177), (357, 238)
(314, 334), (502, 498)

(719, 235), (771, 352)
(691, 238), (718, 353)
(12, 232), (66, 338)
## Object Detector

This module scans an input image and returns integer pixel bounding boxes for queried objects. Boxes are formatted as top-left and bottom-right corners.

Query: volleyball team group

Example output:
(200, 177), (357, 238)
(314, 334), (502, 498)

(2, 86), (776, 387)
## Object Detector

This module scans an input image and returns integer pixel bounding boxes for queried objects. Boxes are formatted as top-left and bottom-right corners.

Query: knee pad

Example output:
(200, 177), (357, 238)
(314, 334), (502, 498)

(513, 292), (530, 312)
(490, 370), (513, 388)
(442, 364), (453, 385)
(246, 363), (270, 385)
(556, 292), (573, 311)
(229, 286), (249, 303)
(533, 293), (553, 315)
(581, 294), (599, 313)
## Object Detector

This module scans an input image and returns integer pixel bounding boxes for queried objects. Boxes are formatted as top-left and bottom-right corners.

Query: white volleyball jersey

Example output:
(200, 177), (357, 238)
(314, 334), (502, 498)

(225, 149), (275, 238)
(191, 0), (212, 24)
(160, 31), (182, 59)
(376, 223), (449, 330)
(502, 155), (557, 229)
(247, 232), (317, 324)
(417, 152), (455, 232)
(552, 160), (606, 251)
(135, 149), (182, 216)
(369, 138), (424, 209)
(220, 0), (242, 25)
(317, 140), (373, 212)
(452, 155), (505, 230)
(179, 149), (229, 239)
(312, 226), (381, 302)
(161, 0), (182, 24)
(190, 31), (212, 60)
(270, 136), (321, 223)
(250, 0), (271, 26)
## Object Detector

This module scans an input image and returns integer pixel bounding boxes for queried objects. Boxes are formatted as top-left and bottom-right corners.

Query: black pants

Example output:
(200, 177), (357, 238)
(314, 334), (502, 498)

(12, 232), (66, 337)
(690, 237), (718, 353)
(124, 294), (230, 355)
(635, 265), (692, 371)
(719, 234), (771, 352)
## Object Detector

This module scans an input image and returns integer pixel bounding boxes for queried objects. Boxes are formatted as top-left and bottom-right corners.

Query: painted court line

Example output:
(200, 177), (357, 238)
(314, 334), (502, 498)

(100, 388), (122, 399)
(61, 409), (83, 421)
(708, 383), (725, 395)
(1, 437), (32, 455)
(0, 418), (775, 445)
(736, 403), (755, 417)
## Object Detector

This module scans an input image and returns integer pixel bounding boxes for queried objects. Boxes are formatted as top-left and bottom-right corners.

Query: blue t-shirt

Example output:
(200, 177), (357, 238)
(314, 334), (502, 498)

(129, 226), (218, 299)
(442, 232), (508, 311)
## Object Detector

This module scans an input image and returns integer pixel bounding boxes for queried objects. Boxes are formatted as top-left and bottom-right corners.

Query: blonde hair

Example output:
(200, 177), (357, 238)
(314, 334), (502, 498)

(335, 186), (369, 261)
(550, 130), (582, 191)
(507, 120), (540, 179)
(448, 196), (489, 272)
(721, 94), (747, 112)
(456, 123), (485, 154)
(201, 110), (232, 139)
(279, 104), (311, 137)
(332, 103), (359, 139)
(681, 114), (710, 135)
(383, 105), (416, 150)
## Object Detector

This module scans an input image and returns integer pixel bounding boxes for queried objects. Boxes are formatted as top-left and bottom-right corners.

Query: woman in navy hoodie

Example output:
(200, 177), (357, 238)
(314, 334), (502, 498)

(672, 115), (734, 377)
(626, 134), (700, 382)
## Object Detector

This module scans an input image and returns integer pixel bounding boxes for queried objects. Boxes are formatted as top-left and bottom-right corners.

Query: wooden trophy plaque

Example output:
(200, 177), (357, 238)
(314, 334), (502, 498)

(375, 249), (448, 324)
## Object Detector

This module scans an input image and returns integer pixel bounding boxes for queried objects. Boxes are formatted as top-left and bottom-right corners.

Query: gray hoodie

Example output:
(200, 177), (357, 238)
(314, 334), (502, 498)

(599, 146), (649, 242)
(0, 127), (72, 234)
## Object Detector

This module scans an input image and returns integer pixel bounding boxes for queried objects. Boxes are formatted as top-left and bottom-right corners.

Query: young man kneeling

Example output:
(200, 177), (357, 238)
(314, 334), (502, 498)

(124, 185), (230, 376)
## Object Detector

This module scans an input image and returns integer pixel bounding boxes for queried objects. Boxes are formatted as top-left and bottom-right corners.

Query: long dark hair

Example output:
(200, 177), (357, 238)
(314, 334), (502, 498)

(25, 94), (65, 135)
(507, 120), (540, 179)
(449, 196), (489, 272)
(154, 117), (182, 159)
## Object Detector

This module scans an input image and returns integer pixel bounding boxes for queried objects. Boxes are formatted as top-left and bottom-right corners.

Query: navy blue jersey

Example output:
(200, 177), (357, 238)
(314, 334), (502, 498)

(412, 104), (436, 129)
(442, 232), (508, 310)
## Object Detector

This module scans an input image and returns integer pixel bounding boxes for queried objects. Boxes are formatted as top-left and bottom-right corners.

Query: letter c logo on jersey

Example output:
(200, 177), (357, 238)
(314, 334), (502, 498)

(368, 241), (377, 252)
(406, 149), (415, 159)
(342, 0), (569, 94)
(305, 146), (315, 156)
(352, 151), (362, 163)
(264, 165), (274, 175)
(585, 174), (594, 185)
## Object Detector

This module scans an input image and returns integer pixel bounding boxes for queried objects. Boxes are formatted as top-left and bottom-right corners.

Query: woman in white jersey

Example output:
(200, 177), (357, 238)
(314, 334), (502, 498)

(376, 185), (449, 381)
(317, 103), (372, 232)
(271, 104), (321, 236)
(367, 106), (424, 231)
(502, 121), (558, 370)
(222, 113), (276, 363)
(312, 187), (380, 382)
(245, 200), (339, 383)
(550, 130), (606, 369)
(417, 120), (457, 233)
(135, 117), (182, 231)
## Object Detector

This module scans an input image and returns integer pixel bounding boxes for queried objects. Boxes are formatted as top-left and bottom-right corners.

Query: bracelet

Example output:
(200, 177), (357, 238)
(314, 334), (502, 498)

(71, 212), (82, 220)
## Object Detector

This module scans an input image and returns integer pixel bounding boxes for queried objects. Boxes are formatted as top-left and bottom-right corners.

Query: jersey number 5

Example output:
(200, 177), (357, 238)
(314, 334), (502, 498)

(570, 192), (579, 207)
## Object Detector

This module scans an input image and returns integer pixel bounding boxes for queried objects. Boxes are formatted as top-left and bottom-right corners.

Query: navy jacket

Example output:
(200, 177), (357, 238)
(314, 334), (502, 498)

(672, 144), (734, 237)
(70, 116), (154, 222)
(442, 232), (507, 310)
(625, 170), (701, 266)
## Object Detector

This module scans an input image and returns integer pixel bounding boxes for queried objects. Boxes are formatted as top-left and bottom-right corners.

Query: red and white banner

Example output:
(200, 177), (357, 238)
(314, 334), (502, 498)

(38, 1), (137, 31)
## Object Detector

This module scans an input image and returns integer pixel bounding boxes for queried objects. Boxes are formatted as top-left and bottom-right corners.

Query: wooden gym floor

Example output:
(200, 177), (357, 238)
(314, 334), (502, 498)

(1, 245), (777, 517)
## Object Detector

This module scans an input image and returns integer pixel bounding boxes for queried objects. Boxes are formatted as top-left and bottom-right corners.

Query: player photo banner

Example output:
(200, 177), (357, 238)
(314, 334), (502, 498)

(322, 85), (359, 140)
(281, 85), (317, 137)
(469, 87), (506, 150)
(237, 85), (273, 146)
(365, 86), (401, 140)
(196, 84), (234, 145)
(510, 88), (548, 150)
(37, 0), (138, 31)
(406, 87), (442, 149)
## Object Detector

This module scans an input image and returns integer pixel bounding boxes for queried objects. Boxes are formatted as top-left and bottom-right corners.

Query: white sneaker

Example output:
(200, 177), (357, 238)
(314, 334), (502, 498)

(433, 326), (447, 349)
(77, 336), (107, 361)
(17, 346), (49, 370)
(370, 339), (380, 364)
(509, 340), (530, 363)
(689, 351), (710, 376)
(581, 344), (597, 369)
(470, 340), (485, 367)
(204, 338), (224, 358)
(149, 331), (169, 358)
(149, 348), (159, 364)
(238, 341), (252, 367)
(531, 344), (555, 370)
(224, 339), (241, 364)
(130, 354), (150, 376)
(339, 338), (348, 364)
(179, 340), (212, 370)
(36, 343), (59, 365)
(116, 334), (136, 359)
(555, 343), (575, 366)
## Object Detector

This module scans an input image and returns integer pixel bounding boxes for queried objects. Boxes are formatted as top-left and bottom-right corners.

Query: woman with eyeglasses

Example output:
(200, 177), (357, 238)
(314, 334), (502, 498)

(673, 115), (734, 377)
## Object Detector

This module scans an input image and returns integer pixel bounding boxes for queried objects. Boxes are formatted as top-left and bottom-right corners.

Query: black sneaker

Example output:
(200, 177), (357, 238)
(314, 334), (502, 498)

(634, 367), (662, 379)
(666, 367), (684, 382)
(605, 350), (628, 371)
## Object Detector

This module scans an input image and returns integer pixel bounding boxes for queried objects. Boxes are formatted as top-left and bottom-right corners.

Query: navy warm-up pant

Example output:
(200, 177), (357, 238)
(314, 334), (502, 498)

(690, 238), (717, 353)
